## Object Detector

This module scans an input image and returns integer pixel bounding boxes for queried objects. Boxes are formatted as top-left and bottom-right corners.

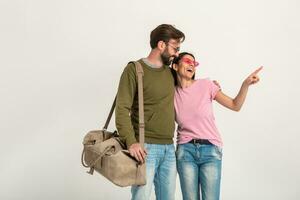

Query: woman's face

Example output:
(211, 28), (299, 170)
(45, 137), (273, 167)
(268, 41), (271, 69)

(173, 54), (198, 80)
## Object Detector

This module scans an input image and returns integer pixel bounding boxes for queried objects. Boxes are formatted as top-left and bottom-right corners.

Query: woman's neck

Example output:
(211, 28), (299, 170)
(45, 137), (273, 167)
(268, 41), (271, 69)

(177, 76), (195, 88)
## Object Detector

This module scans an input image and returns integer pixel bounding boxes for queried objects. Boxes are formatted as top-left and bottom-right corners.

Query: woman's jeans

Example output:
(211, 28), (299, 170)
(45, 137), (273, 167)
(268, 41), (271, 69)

(131, 143), (177, 200)
(176, 143), (222, 200)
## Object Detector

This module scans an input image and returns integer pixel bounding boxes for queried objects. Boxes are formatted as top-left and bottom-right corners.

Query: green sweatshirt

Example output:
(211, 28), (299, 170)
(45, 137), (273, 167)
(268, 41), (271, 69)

(115, 59), (175, 148)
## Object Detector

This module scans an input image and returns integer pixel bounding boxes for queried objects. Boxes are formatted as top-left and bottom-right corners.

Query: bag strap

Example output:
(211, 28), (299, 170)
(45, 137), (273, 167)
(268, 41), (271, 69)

(102, 61), (145, 147)
(134, 61), (145, 148)
(103, 96), (116, 131)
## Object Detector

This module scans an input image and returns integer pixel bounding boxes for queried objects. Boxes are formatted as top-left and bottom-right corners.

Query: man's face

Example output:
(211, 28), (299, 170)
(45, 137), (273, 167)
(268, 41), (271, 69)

(160, 39), (181, 65)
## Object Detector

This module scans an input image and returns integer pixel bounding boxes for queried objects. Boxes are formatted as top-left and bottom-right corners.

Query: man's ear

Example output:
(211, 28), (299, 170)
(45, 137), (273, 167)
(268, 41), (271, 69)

(157, 41), (166, 51)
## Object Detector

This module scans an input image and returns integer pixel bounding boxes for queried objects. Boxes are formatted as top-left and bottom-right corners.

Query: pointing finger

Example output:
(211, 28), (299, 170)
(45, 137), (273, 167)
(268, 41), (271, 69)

(251, 66), (263, 75)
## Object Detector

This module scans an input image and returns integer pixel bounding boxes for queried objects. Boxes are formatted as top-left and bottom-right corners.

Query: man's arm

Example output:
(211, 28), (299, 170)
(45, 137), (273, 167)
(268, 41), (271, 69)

(115, 63), (137, 148)
(115, 63), (147, 163)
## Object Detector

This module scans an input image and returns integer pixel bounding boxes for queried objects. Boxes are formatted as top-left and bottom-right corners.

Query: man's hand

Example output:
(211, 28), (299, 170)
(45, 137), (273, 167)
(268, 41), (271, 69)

(213, 80), (222, 90)
(128, 143), (147, 163)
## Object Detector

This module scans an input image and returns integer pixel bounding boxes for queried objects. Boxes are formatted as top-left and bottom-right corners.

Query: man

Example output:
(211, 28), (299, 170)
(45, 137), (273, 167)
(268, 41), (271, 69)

(115, 24), (185, 200)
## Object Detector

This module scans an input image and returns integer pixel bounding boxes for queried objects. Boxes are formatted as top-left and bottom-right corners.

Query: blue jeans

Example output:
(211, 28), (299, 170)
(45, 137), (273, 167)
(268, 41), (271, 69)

(131, 143), (177, 200)
(176, 143), (222, 200)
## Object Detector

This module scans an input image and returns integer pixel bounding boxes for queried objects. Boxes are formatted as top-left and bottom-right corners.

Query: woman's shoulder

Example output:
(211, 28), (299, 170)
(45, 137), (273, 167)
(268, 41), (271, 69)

(195, 78), (213, 85)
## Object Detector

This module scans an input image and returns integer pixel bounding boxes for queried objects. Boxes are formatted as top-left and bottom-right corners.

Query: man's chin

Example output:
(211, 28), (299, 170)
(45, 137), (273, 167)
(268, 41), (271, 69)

(161, 54), (175, 66)
(164, 61), (172, 66)
(162, 59), (171, 66)
(165, 58), (176, 66)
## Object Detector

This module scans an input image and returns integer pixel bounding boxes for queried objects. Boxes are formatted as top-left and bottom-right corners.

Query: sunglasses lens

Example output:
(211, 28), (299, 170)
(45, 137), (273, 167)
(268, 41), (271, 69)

(187, 60), (193, 65)
(182, 58), (199, 67)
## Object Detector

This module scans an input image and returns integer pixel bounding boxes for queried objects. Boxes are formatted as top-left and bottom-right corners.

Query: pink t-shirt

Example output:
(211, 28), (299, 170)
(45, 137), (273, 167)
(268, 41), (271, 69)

(174, 78), (223, 147)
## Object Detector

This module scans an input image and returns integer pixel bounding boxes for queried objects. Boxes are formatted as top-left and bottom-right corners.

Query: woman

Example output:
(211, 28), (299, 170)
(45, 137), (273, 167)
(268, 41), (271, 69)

(171, 52), (262, 200)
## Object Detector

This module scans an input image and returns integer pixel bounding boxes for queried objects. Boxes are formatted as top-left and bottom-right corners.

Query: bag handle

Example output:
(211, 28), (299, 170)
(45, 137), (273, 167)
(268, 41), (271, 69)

(102, 61), (145, 147)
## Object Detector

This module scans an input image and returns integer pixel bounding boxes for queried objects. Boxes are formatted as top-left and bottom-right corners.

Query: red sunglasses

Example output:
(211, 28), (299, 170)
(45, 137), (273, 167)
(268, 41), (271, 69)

(181, 57), (199, 67)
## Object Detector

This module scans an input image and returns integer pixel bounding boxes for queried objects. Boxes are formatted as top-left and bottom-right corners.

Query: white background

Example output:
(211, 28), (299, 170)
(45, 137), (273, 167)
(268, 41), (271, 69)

(1, 0), (299, 199)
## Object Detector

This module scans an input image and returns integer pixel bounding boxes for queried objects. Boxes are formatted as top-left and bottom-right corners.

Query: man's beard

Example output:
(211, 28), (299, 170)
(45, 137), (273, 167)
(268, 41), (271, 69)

(161, 50), (175, 66)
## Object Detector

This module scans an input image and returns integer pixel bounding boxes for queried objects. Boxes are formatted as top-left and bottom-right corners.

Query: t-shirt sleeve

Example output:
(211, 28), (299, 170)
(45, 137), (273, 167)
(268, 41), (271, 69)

(210, 80), (221, 100)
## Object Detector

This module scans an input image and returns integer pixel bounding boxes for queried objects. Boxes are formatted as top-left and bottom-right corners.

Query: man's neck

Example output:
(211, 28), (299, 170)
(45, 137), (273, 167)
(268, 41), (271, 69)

(146, 50), (163, 68)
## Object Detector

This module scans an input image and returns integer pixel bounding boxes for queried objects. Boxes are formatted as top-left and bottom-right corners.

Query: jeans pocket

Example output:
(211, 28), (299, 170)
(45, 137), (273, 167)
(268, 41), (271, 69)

(144, 143), (152, 157)
(214, 145), (223, 158)
(175, 144), (185, 161)
(144, 143), (150, 151)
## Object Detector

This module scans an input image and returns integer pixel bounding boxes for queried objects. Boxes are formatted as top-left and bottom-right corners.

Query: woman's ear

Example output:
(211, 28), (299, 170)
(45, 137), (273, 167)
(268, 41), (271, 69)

(172, 63), (178, 71)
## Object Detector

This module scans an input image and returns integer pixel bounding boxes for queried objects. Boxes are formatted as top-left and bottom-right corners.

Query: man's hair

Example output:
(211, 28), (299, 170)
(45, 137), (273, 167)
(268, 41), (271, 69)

(150, 24), (185, 49)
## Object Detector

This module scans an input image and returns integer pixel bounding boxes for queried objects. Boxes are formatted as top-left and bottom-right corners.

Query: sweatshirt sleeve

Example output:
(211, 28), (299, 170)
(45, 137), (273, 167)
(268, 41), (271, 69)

(115, 63), (137, 148)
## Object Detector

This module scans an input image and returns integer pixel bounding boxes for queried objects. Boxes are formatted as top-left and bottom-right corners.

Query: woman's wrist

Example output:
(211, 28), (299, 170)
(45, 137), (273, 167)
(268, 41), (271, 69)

(242, 81), (250, 88)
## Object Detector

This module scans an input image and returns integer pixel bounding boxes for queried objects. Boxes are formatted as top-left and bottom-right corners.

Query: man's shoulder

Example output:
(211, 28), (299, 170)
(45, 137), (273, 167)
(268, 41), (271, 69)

(124, 59), (143, 72)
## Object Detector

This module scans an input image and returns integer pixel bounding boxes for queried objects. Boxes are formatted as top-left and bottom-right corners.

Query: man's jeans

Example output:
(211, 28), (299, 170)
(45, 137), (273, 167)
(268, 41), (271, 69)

(131, 143), (176, 200)
(176, 143), (222, 200)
